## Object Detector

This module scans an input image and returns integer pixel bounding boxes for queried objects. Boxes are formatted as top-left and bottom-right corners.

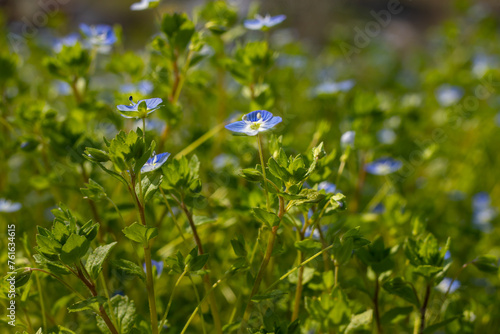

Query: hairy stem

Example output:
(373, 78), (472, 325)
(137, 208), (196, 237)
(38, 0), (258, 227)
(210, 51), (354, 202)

(420, 284), (431, 333)
(158, 269), (187, 330)
(374, 276), (383, 334)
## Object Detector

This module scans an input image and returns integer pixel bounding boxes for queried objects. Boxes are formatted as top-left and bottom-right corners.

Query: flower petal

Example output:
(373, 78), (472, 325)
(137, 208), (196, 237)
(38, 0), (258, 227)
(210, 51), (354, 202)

(268, 15), (286, 26)
(244, 19), (263, 30)
(144, 97), (162, 109)
(259, 116), (282, 130)
(225, 121), (250, 133)
(117, 104), (138, 112)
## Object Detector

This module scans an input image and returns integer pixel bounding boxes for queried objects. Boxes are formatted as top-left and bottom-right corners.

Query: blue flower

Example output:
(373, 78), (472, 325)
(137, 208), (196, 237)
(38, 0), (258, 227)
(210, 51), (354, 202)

(53, 80), (71, 96)
(138, 80), (154, 95)
(130, 0), (159, 11)
(225, 110), (282, 136)
(435, 85), (463, 107)
(80, 24), (116, 53)
(117, 96), (162, 119)
(244, 14), (286, 30)
(318, 181), (336, 194)
(0, 199), (22, 213)
(436, 278), (460, 294)
(377, 128), (396, 145)
(313, 80), (355, 96)
(372, 203), (385, 214)
(340, 131), (355, 147)
(53, 33), (80, 52)
(141, 152), (170, 174)
(472, 192), (497, 232)
(473, 192), (491, 210)
(143, 260), (164, 278)
(365, 157), (402, 175)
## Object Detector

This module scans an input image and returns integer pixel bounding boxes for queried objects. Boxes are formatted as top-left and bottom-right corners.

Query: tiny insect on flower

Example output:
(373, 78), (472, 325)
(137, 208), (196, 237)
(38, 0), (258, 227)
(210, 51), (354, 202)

(117, 96), (163, 119)
(244, 14), (286, 30)
(141, 152), (170, 174)
(365, 157), (402, 175)
(225, 110), (282, 136)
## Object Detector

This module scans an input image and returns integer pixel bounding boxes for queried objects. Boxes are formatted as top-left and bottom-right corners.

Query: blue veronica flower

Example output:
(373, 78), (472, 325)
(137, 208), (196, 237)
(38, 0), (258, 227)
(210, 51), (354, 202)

(436, 278), (460, 294)
(372, 203), (385, 214)
(138, 80), (154, 95)
(473, 192), (491, 210)
(340, 131), (355, 147)
(130, 0), (159, 11)
(141, 152), (170, 174)
(244, 14), (286, 30)
(143, 260), (164, 278)
(79, 24), (116, 53)
(112, 290), (125, 297)
(377, 128), (396, 145)
(313, 80), (355, 96)
(435, 85), (463, 107)
(54, 80), (71, 96)
(119, 83), (136, 94)
(53, 33), (80, 52)
(225, 110), (282, 136)
(117, 96), (162, 118)
(318, 181), (336, 194)
(444, 250), (451, 260)
(0, 199), (22, 213)
(365, 157), (402, 175)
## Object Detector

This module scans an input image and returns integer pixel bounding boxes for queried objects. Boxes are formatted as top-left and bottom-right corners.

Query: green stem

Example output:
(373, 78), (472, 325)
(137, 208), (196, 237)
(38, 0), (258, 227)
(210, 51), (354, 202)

(158, 269), (188, 331)
(34, 271), (48, 331)
(257, 133), (271, 211)
(100, 272), (119, 332)
(188, 275), (207, 334)
(142, 117), (146, 143)
(419, 284), (431, 333)
(240, 196), (285, 330)
(174, 122), (226, 159)
(180, 275), (226, 334)
(144, 243), (159, 334)
(374, 276), (382, 334)
(159, 187), (187, 242)
(106, 196), (125, 226)
(29, 268), (86, 300)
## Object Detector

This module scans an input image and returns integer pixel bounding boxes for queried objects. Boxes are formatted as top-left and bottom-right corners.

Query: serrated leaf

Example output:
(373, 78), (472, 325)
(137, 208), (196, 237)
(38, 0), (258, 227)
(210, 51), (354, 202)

(252, 208), (280, 227)
(68, 296), (106, 313)
(122, 222), (158, 245)
(85, 242), (117, 280)
(97, 295), (137, 334)
(60, 234), (90, 265)
(111, 259), (146, 282)
(382, 277), (420, 307)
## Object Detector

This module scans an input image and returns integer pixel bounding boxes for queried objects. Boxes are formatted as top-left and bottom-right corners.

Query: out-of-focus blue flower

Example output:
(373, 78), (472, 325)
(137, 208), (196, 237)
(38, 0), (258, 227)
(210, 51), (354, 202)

(53, 33), (80, 52)
(143, 260), (164, 278)
(119, 83), (136, 94)
(244, 14), (286, 30)
(473, 192), (491, 210)
(117, 96), (162, 118)
(318, 181), (336, 194)
(472, 192), (497, 231)
(0, 199), (22, 213)
(112, 290), (125, 297)
(340, 130), (355, 148)
(80, 23), (117, 53)
(436, 278), (460, 294)
(472, 54), (496, 78)
(313, 80), (355, 96)
(138, 80), (154, 95)
(435, 85), (464, 107)
(53, 80), (71, 96)
(377, 128), (396, 145)
(225, 110), (282, 136)
(141, 152), (170, 174)
(444, 250), (451, 260)
(213, 154), (239, 170)
(372, 203), (385, 214)
(365, 157), (402, 175)
(130, 0), (159, 11)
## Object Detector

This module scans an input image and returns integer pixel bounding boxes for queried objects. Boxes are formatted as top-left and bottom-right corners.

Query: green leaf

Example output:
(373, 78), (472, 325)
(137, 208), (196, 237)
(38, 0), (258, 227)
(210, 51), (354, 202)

(238, 168), (263, 182)
(423, 316), (460, 333)
(4, 268), (32, 288)
(111, 259), (146, 282)
(231, 237), (247, 257)
(68, 296), (106, 313)
(382, 277), (420, 307)
(380, 307), (413, 324)
(294, 239), (322, 255)
(85, 242), (117, 280)
(252, 208), (280, 227)
(97, 295), (137, 334)
(60, 234), (90, 265)
(251, 290), (288, 302)
(122, 222), (158, 245)
(345, 309), (373, 333)
(187, 253), (209, 272)
(473, 255), (499, 273)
